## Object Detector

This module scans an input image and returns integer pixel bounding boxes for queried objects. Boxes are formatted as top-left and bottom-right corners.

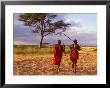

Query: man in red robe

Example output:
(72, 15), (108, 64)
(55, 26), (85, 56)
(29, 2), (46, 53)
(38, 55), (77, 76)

(70, 39), (80, 74)
(52, 40), (64, 73)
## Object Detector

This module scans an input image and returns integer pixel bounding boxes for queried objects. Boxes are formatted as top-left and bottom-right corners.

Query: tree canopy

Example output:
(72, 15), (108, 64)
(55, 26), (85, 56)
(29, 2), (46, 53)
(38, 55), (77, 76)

(19, 13), (71, 48)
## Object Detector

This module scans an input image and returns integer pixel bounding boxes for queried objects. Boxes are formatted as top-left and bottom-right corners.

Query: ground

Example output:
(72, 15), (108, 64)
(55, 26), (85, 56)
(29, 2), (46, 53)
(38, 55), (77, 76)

(13, 46), (97, 75)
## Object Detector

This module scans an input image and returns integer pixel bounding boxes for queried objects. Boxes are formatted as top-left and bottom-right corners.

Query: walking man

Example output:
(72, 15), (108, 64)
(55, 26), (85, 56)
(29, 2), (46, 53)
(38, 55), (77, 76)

(52, 40), (64, 74)
(70, 39), (80, 75)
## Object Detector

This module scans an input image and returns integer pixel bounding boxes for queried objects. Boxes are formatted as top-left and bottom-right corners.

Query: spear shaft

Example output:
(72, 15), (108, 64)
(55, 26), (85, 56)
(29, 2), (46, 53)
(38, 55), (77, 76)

(55, 32), (74, 42)
(63, 33), (74, 42)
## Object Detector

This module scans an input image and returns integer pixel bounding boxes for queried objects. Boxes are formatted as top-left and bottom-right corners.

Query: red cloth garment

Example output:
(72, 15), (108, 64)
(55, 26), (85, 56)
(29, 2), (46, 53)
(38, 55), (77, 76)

(52, 44), (63, 65)
(70, 44), (79, 63)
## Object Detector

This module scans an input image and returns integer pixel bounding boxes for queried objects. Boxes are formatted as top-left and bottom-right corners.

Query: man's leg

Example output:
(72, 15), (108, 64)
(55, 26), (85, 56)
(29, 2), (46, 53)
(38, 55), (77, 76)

(57, 65), (60, 73)
(57, 61), (61, 74)
(74, 60), (77, 75)
(72, 62), (75, 73)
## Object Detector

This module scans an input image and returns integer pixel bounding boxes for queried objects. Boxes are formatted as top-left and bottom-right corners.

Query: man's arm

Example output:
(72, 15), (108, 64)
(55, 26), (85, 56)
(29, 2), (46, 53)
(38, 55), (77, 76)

(61, 45), (66, 55)
(77, 44), (80, 51)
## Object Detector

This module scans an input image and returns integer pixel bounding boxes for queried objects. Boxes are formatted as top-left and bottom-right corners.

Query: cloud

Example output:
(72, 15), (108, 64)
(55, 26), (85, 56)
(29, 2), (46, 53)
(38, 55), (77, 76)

(64, 27), (96, 37)
(14, 26), (97, 46)
(13, 13), (97, 46)
(14, 40), (37, 45)
(42, 28), (97, 46)
(64, 19), (82, 27)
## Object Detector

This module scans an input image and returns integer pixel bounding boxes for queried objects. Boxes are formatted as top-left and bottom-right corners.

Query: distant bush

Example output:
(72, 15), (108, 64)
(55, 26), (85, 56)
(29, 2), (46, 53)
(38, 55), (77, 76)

(14, 45), (72, 55)
(93, 48), (97, 51)
(14, 45), (54, 55)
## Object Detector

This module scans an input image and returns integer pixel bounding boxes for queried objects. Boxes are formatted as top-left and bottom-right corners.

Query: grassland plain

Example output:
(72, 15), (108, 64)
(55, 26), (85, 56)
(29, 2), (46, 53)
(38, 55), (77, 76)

(13, 45), (97, 75)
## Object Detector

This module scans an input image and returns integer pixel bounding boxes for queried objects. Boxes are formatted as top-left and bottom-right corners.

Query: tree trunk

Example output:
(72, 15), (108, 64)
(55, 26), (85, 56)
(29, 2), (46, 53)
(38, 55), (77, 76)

(40, 35), (44, 48)
(40, 21), (44, 48)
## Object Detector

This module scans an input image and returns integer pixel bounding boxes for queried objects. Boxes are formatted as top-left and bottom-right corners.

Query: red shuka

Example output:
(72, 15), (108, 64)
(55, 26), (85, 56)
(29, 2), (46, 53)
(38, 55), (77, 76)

(70, 44), (79, 63)
(52, 44), (63, 65)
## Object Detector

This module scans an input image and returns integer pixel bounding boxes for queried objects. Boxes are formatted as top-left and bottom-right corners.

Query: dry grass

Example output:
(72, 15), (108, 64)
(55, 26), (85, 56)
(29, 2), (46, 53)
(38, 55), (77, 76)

(13, 46), (97, 75)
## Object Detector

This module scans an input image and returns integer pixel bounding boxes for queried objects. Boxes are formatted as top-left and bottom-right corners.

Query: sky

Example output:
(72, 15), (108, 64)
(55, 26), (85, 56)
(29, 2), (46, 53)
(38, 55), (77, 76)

(14, 13), (97, 46)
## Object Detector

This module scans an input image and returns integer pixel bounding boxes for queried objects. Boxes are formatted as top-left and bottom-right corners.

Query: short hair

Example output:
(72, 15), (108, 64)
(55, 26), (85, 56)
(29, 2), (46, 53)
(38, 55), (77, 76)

(73, 39), (77, 44)
(58, 40), (61, 44)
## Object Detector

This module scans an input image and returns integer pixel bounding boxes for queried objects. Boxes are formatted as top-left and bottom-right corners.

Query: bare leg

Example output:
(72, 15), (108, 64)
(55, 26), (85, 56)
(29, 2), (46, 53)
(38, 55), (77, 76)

(57, 65), (60, 74)
(72, 63), (75, 73)
(75, 61), (77, 75)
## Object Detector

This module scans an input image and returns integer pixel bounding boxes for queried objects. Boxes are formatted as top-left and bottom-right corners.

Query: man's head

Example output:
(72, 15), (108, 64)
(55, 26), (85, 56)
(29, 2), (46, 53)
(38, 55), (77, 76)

(58, 40), (61, 45)
(73, 39), (77, 44)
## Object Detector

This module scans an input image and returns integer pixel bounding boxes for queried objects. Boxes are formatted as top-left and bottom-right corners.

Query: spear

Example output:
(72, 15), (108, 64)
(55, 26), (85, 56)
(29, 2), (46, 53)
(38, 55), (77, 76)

(63, 33), (74, 42)
(55, 32), (74, 42)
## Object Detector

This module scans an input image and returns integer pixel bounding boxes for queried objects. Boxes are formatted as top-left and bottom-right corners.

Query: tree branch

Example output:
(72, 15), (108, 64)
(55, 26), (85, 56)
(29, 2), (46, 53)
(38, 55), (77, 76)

(44, 32), (53, 36)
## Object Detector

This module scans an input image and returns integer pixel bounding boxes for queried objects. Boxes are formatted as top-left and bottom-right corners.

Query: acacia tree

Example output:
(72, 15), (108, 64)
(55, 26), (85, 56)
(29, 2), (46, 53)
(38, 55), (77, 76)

(19, 13), (70, 48)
